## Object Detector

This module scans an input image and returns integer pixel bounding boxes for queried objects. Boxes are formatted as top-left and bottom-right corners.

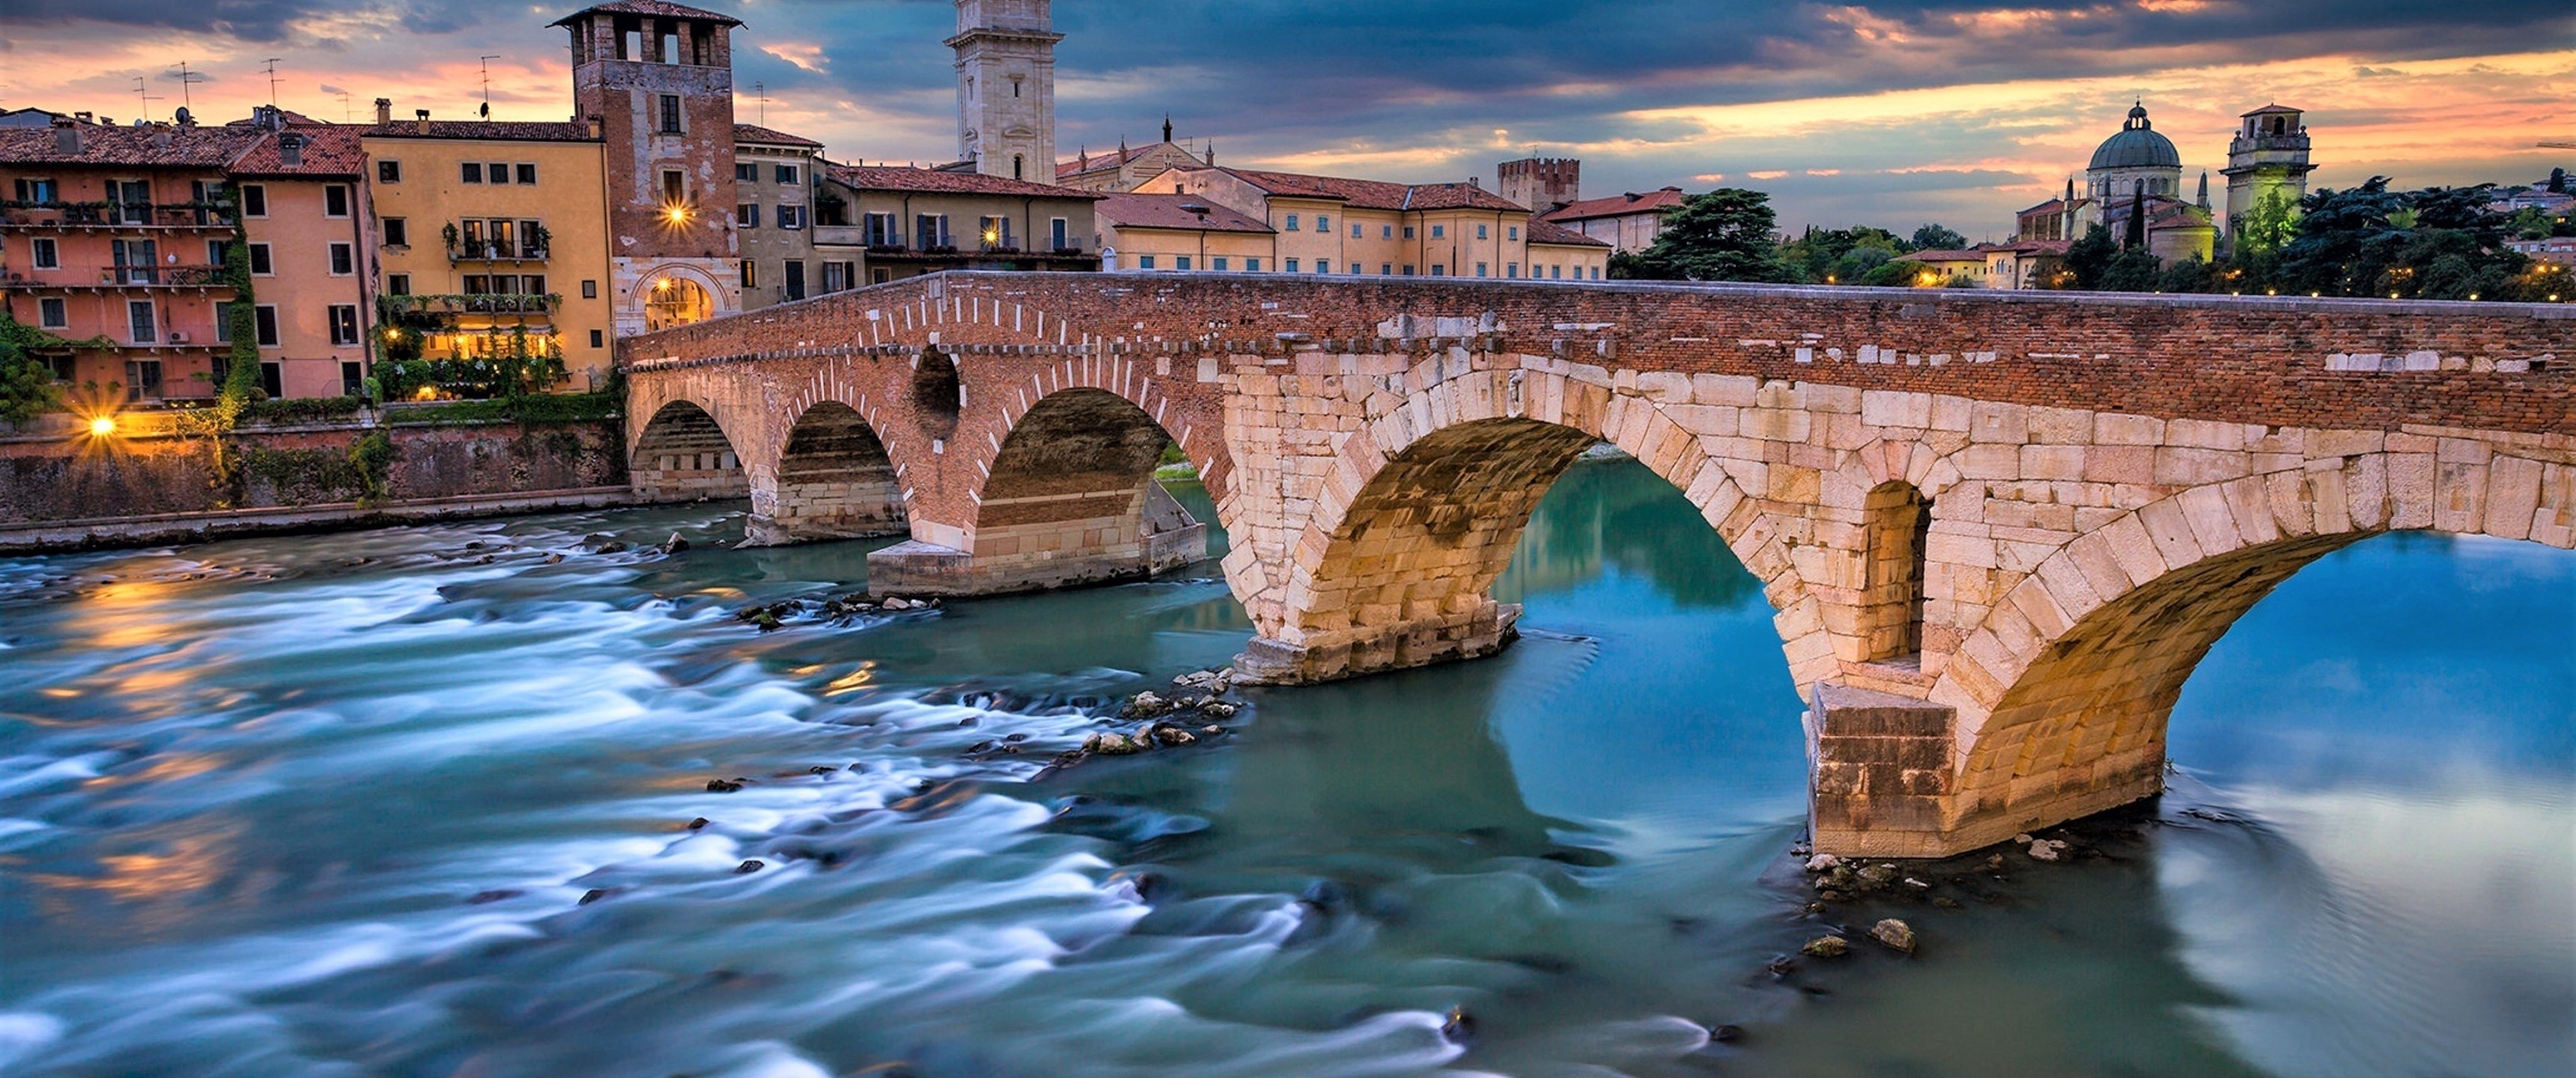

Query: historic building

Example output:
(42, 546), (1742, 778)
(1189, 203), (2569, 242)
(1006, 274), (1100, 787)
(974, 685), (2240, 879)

(554, 0), (747, 338)
(952, 0), (1060, 181)
(810, 164), (1098, 285)
(1999, 101), (2239, 272)
(1130, 165), (1606, 280)
(359, 108), (619, 391)
(228, 117), (376, 399)
(1057, 118), (1215, 193)
(1537, 187), (1688, 255)
(2222, 103), (2315, 243)
(732, 123), (827, 307)
(0, 119), (263, 402)
(1497, 157), (1582, 215)
(1093, 191), (1275, 272)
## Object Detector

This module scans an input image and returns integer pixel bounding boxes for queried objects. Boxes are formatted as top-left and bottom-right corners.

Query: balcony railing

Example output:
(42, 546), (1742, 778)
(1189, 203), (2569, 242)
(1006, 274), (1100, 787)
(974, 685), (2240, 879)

(100, 264), (231, 287)
(0, 204), (234, 229)
(448, 244), (551, 264)
(383, 293), (562, 317)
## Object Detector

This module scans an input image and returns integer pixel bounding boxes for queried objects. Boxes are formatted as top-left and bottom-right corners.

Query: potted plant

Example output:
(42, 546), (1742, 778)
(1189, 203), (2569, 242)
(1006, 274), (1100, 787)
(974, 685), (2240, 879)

(440, 222), (460, 258)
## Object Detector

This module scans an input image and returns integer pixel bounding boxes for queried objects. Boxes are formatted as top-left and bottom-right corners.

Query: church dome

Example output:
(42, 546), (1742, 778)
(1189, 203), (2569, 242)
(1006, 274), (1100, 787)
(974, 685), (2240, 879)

(2089, 103), (2181, 171)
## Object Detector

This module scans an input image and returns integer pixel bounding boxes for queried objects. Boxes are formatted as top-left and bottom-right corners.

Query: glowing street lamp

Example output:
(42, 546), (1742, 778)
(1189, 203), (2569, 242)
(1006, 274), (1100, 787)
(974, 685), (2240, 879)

(88, 415), (117, 437)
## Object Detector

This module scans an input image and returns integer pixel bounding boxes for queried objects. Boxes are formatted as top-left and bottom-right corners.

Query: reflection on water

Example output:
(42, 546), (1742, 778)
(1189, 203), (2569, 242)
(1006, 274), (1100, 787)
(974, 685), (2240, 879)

(0, 457), (2566, 1077)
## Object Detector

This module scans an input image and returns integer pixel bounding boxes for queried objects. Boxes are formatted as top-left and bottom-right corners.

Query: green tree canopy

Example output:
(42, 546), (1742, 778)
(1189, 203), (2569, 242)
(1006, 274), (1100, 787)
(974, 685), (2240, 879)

(1910, 223), (1970, 251)
(1618, 189), (1795, 283)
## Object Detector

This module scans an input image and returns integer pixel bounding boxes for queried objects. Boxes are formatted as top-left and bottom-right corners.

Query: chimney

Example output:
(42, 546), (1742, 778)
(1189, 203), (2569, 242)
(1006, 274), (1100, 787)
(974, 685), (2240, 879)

(52, 117), (80, 156)
(73, 111), (94, 124)
(375, 98), (393, 125)
(416, 109), (431, 135)
(279, 133), (305, 168)
(585, 115), (603, 138)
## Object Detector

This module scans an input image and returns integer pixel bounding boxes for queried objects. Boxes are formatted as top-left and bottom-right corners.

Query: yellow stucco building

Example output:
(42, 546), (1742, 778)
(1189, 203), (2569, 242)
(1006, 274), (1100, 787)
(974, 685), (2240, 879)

(1115, 165), (1608, 281)
(360, 114), (618, 392)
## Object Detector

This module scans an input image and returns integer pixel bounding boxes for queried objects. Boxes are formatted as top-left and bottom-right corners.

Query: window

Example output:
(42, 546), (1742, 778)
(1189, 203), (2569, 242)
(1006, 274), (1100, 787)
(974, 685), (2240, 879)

(1432, 264), (1446, 275)
(662, 170), (686, 204)
(323, 184), (350, 217)
(1477, 224), (1489, 240)
(37, 297), (66, 329)
(520, 275), (545, 296)
(916, 214), (950, 249)
(329, 243), (355, 275)
(777, 204), (804, 229)
(1432, 225), (1446, 239)
(658, 94), (682, 134)
(1050, 217), (1069, 251)
(213, 302), (237, 343)
(590, 329), (605, 348)
(1284, 213), (1299, 231)
(1507, 263), (1519, 278)
(1382, 225), (1394, 239)
(127, 301), (157, 344)
(822, 261), (853, 292)
(1403, 226), (1415, 240)
(1316, 261), (1331, 274)
(662, 31), (681, 64)
(342, 362), (364, 398)
(1137, 255), (1156, 270)
(260, 362), (283, 401)
(515, 163), (537, 185)
(240, 184), (268, 216)
(31, 237), (57, 269)
(735, 162), (758, 183)
(487, 162), (511, 185)
(1316, 215), (1331, 233)
(582, 279), (598, 299)
(125, 360), (162, 401)
(461, 162), (484, 183)
(1549, 265), (1561, 280)
(13, 178), (58, 203)
(784, 260), (805, 301)
(254, 306), (280, 347)
(1284, 258), (1300, 272)
(387, 273), (411, 296)
(977, 215), (1012, 249)
(865, 213), (900, 246)
(1508, 226), (1520, 240)
(248, 243), (273, 275)
(1212, 257), (1230, 271)
(1382, 263), (1393, 275)
(1591, 267), (1602, 280)
(740, 260), (759, 288)
(736, 204), (759, 228)
(1175, 256), (1192, 270)
(329, 305), (360, 345)
(1475, 262), (1488, 278)
(774, 163), (798, 184)
(1401, 264), (1415, 275)
(1353, 224), (1364, 238)
(377, 159), (402, 183)
(462, 274), (490, 295)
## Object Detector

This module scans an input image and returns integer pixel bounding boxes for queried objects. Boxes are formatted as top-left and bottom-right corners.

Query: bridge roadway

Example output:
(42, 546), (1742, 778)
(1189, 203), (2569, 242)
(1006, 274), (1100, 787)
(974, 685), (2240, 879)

(620, 272), (2575, 856)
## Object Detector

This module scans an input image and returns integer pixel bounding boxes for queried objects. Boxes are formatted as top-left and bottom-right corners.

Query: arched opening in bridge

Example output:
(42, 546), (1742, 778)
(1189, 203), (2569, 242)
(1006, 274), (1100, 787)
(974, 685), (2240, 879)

(938, 387), (1209, 594)
(913, 348), (962, 439)
(643, 276), (713, 332)
(631, 400), (746, 503)
(771, 401), (907, 541)
(1861, 481), (1931, 664)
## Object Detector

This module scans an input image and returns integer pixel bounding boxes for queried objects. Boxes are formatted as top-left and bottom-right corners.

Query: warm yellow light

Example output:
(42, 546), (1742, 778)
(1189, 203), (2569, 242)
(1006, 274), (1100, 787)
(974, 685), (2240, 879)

(654, 277), (672, 291)
(88, 415), (117, 436)
(982, 228), (1000, 245)
(664, 207), (689, 224)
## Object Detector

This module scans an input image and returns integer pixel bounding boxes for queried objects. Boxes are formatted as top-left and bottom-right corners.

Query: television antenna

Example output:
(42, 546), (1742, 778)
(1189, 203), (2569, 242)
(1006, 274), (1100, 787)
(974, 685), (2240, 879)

(479, 55), (502, 119)
(262, 58), (283, 108)
(338, 90), (353, 124)
(133, 76), (164, 122)
(754, 80), (768, 126)
(168, 61), (204, 115)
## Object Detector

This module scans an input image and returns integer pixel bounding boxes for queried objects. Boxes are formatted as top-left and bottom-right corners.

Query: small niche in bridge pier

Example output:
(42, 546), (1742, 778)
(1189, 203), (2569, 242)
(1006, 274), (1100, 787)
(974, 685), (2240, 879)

(1863, 481), (1933, 665)
(914, 347), (962, 439)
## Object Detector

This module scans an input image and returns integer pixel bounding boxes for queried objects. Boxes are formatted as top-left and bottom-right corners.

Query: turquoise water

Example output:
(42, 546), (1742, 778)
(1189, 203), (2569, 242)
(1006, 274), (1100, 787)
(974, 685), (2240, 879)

(0, 459), (2566, 1077)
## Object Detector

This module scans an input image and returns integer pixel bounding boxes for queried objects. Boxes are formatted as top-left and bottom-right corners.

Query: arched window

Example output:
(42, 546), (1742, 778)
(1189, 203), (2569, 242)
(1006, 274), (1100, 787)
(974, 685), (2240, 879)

(1862, 481), (1933, 664)
(1013, 154), (1024, 180)
(643, 275), (711, 332)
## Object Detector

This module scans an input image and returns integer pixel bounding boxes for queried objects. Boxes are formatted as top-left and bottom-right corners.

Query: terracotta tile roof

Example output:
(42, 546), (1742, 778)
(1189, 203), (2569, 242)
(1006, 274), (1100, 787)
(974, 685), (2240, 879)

(824, 163), (1099, 199)
(362, 120), (598, 142)
(0, 124), (264, 168)
(2241, 103), (2303, 116)
(2017, 197), (2084, 216)
(225, 109), (328, 128)
(1209, 167), (1528, 212)
(1058, 142), (1156, 179)
(1540, 186), (1686, 224)
(1096, 192), (1273, 234)
(1897, 248), (1987, 263)
(229, 127), (366, 177)
(1524, 216), (1609, 247)
(1979, 240), (2071, 255)
(550, 1), (741, 28)
(733, 123), (821, 147)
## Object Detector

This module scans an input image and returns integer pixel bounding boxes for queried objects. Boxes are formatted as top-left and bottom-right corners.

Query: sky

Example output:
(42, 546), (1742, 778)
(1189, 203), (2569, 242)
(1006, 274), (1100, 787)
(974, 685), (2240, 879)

(3, 1), (2570, 236)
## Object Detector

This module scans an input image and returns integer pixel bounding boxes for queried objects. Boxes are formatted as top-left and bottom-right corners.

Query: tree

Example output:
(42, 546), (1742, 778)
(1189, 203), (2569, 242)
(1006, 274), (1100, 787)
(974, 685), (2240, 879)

(2063, 225), (2118, 289)
(1780, 225), (1904, 282)
(1910, 223), (1969, 251)
(2235, 189), (2301, 260)
(1623, 189), (1794, 283)
(0, 314), (67, 426)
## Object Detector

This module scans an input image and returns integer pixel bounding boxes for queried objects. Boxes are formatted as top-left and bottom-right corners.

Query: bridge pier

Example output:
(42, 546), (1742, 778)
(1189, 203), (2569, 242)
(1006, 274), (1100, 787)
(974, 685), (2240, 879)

(864, 481), (1206, 597)
(1232, 600), (1522, 685)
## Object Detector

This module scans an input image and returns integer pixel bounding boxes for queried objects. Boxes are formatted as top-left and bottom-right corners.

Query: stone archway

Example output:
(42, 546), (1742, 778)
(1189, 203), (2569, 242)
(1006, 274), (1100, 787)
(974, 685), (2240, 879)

(631, 399), (747, 503)
(762, 400), (908, 543)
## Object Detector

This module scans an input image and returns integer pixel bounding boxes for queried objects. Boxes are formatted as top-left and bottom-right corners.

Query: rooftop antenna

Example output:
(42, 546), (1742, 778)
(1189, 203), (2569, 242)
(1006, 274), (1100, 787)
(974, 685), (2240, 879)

(133, 76), (165, 123)
(338, 90), (353, 124)
(262, 58), (282, 108)
(168, 61), (204, 116)
(479, 55), (502, 120)
(754, 80), (767, 126)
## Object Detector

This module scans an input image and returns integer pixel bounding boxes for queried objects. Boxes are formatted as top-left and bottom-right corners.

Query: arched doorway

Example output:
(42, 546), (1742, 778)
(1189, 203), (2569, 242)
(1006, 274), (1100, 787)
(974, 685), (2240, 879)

(643, 276), (713, 332)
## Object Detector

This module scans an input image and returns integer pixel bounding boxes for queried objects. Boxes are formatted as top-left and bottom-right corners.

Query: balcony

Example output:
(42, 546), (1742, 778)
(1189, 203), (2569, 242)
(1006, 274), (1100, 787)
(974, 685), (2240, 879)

(448, 244), (551, 265)
(0, 266), (231, 290)
(0, 204), (235, 230)
(383, 293), (561, 317)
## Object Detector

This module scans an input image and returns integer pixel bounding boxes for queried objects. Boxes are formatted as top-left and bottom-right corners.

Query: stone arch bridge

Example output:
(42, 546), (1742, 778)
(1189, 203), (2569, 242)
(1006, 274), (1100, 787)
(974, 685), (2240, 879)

(622, 272), (2575, 856)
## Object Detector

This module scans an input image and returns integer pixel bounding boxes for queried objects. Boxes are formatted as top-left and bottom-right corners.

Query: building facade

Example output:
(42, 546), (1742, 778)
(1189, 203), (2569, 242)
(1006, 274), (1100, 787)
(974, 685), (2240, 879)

(812, 165), (1097, 284)
(0, 120), (261, 404)
(733, 123), (827, 308)
(2222, 104), (2314, 242)
(1057, 123), (1214, 193)
(1538, 187), (1686, 255)
(951, 0), (1060, 181)
(556, 0), (745, 338)
(228, 118), (376, 399)
(1132, 166), (1596, 279)
(1094, 192), (1275, 272)
(360, 114), (618, 392)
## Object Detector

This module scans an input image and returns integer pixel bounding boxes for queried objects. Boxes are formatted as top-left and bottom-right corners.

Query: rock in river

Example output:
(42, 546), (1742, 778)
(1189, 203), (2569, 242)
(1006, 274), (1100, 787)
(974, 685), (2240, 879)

(1800, 935), (1850, 958)
(1871, 918), (1917, 954)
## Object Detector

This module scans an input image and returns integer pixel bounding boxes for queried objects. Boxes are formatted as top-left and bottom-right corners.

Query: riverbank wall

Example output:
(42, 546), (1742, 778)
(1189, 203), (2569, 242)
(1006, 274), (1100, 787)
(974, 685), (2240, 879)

(0, 410), (630, 553)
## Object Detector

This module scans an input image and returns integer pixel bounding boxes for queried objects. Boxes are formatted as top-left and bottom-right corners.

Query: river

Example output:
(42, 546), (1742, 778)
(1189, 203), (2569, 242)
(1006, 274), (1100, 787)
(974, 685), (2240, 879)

(0, 457), (2567, 1077)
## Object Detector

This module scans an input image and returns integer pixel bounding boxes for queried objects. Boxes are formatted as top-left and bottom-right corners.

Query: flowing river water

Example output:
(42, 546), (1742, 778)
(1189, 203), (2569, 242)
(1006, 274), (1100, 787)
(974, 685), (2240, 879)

(0, 457), (2568, 1077)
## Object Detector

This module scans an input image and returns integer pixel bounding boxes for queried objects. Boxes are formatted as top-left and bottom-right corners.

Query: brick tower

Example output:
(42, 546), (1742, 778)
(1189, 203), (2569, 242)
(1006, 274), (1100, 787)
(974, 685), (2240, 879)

(1498, 157), (1581, 213)
(554, 1), (744, 337)
(950, 0), (1061, 181)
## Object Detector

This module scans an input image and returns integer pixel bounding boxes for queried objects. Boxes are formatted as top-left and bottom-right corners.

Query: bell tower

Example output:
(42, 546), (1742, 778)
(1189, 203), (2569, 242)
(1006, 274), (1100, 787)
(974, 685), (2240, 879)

(950, 0), (1060, 180)
(2223, 103), (2315, 243)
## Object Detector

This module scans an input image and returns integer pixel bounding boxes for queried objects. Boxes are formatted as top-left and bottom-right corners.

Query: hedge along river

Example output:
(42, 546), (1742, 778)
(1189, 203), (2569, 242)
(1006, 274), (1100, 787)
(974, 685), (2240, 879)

(0, 455), (2567, 1078)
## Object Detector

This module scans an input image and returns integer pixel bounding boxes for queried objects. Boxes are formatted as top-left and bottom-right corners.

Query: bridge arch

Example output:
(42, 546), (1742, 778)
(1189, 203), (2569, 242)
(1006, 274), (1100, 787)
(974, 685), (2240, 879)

(1239, 359), (1808, 684)
(631, 398), (749, 505)
(1922, 445), (2576, 851)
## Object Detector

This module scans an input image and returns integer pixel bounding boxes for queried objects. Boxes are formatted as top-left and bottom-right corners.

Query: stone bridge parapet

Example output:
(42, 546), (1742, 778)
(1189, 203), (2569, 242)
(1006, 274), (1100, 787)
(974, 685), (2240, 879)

(622, 272), (2575, 856)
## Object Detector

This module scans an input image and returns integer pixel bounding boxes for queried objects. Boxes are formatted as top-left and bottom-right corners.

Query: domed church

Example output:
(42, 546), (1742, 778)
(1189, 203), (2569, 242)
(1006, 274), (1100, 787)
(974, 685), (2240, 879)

(2000, 100), (2240, 280)
(2088, 103), (2184, 207)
